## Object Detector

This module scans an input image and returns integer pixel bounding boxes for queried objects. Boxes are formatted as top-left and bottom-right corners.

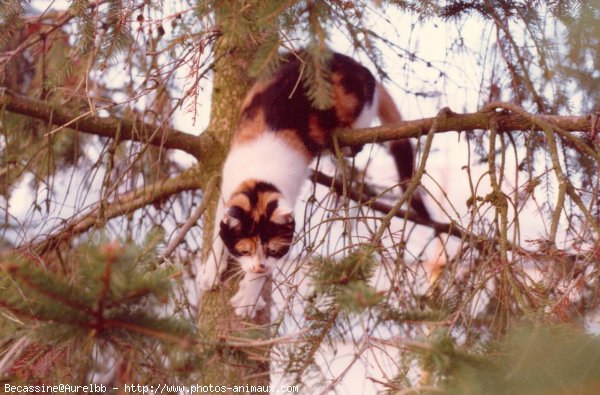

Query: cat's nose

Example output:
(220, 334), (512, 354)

(253, 262), (266, 273)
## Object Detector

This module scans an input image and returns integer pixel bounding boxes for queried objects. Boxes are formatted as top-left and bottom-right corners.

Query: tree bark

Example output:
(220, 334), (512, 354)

(193, 8), (272, 389)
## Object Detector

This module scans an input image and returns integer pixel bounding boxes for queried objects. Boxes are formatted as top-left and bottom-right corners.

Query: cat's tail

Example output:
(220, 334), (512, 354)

(377, 83), (431, 222)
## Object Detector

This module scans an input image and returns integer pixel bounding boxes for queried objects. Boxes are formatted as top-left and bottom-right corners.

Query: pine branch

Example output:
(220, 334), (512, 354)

(335, 104), (594, 146)
(1, 2), (102, 67)
(20, 167), (204, 254)
(0, 90), (207, 158)
(102, 318), (192, 346)
(312, 169), (491, 243)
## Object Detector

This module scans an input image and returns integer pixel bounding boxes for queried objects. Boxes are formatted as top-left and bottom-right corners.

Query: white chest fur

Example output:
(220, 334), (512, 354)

(221, 133), (311, 204)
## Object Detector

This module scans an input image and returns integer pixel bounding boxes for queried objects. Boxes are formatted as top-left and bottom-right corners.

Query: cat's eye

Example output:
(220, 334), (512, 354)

(239, 250), (251, 256)
(267, 248), (280, 257)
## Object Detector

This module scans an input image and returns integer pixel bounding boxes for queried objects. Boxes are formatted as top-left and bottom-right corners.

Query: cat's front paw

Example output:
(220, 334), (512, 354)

(230, 288), (266, 318)
(197, 266), (218, 292)
(197, 255), (222, 292)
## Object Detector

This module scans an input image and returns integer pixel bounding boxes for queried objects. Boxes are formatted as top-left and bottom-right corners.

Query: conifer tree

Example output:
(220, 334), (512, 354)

(1, 1), (599, 393)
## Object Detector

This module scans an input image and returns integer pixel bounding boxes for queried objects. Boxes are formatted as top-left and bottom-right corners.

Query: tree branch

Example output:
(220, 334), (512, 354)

(335, 104), (593, 146)
(311, 170), (468, 240)
(0, 89), (207, 158)
(161, 175), (219, 260)
(21, 167), (204, 254)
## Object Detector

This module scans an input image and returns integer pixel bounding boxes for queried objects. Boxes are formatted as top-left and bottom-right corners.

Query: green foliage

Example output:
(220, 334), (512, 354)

(557, 0), (600, 113)
(335, 281), (383, 313)
(0, 231), (197, 384)
(249, 35), (283, 79)
(0, 0), (25, 49)
(283, 247), (447, 389)
(0, 9), (94, 197)
(194, 0), (215, 19)
(302, 44), (333, 110)
(193, 0), (340, 109)
(99, 0), (134, 70)
(302, 0), (334, 110)
(43, 56), (75, 91)
(310, 246), (378, 311)
(0, 111), (86, 198)
(2, 0), (600, 392)
(67, 0), (97, 65)
(439, 324), (600, 395)
(385, 0), (441, 15)
(282, 248), (379, 383)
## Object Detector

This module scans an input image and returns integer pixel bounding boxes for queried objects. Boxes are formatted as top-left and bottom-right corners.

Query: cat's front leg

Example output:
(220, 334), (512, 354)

(197, 235), (228, 292)
(196, 197), (230, 292)
(230, 272), (267, 318)
(197, 199), (229, 291)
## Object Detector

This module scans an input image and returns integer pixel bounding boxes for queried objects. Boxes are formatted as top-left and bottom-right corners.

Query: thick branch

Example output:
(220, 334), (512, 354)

(0, 90), (207, 158)
(336, 105), (592, 146)
(21, 167), (203, 254)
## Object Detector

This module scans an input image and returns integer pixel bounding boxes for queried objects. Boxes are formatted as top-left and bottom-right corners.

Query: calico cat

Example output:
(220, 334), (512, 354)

(197, 52), (430, 317)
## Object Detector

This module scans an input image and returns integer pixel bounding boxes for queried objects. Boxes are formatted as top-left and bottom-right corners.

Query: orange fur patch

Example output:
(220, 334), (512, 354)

(230, 180), (257, 197)
(227, 191), (252, 212)
(235, 238), (257, 255)
(234, 108), (267, 145)
(257, 191), (280, 215)
(233, 80), (272, 146)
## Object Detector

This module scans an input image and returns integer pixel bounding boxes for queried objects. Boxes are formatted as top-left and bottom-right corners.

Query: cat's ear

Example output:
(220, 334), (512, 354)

(222, 207), (243, 230)
(272, 201), (294, 225)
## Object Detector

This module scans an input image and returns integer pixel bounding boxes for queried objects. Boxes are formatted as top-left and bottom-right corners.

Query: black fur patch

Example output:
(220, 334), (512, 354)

(240, 181), (279, 207)
(241, 52), (376, 156)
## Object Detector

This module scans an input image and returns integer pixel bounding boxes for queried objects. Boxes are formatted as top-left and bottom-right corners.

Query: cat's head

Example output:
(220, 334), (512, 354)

(219, 181), (295, 274)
